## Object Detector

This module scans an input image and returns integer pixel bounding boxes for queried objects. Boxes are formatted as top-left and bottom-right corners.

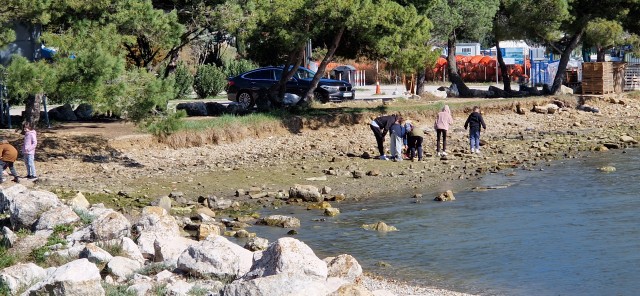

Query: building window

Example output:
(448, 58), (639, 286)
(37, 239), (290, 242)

(461, 48), (471, 54)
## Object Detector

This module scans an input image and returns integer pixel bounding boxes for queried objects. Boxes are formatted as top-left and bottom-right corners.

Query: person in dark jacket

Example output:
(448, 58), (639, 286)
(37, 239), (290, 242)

(370, 114), (401, 160)
(464, 106), (487, 154)
(0, 139), (19, 183)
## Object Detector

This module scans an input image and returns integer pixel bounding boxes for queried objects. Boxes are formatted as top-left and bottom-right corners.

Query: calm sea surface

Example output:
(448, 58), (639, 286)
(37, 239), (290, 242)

(246, 149), (640, 296)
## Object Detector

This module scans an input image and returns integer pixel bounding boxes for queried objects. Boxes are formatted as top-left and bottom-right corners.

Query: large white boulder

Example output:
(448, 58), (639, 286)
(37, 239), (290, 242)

(68, 192), (90, 210)
(0, 263), (46, 295)
(35, 205), (80, 230)
(79, 243), (113, 265)
(133, 206), (180, 235)
(24, 258), (104, 295)
(166, 280), (194, 296)
(90, 209), (130, 241)
(153, 236), (197, 266)
(1, 226), (17, 247)
(256, 215), (300, 228)
(244, 237), (327, 280)
(289, 184), (322, 202)
(134, 206), (182, 259)
(177, 235), (253, 282)
(120, 237), (145, 264)
(106, 256), (141, 282)
(325, 254), (363, 283)
(126, 282), (153, 296)
(1, 185), (62, 230)
(223, 273), (333, 296)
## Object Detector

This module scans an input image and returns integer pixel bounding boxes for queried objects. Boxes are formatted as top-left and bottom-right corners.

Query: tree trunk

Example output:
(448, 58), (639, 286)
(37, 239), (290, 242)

(264, 44), (305, 107)
(596, 46), (605, 62)
(416, 68), (426, 95)
(24, 93), (42, 127)
(236, 29), (246, 57)
(495, 38), (511, 92)
(303, 26), (346, 102)
(163, 50), (180, 79)
(551, 30), (585, 94)
(446, 37), (472, 97)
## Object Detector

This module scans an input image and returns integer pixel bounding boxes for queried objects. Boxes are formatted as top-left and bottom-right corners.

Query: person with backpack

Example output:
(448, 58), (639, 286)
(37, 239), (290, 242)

(406, 121), (425, 161)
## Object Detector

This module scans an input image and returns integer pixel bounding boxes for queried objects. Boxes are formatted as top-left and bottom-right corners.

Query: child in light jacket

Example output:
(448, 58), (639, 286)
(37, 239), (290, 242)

(23, 122), (37, 179)
(434, 105), (454, 156)
(389, 119), (408, 162)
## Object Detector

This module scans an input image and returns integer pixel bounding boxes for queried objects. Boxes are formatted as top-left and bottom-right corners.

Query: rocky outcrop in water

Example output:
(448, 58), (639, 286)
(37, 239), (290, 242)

(362, 221), (398, 232)
(435, 190), (456, 202)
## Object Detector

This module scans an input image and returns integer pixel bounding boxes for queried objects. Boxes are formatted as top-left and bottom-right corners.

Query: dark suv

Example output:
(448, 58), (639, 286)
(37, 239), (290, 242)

(227, 66), (354, 108)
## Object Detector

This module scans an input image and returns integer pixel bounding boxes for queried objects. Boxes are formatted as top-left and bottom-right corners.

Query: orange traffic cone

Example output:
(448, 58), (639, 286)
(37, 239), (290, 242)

(375, 81), (381, 95)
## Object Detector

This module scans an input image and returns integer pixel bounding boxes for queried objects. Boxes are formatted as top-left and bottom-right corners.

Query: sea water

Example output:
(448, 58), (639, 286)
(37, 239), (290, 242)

(249, 149), (640, 296)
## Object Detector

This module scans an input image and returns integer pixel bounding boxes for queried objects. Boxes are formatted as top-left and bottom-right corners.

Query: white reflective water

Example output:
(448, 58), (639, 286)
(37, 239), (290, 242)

(247, 149), (640, 296)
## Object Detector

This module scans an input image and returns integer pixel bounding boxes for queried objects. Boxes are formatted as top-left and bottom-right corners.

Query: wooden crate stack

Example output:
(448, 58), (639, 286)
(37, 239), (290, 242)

(624, 64), (640, 91)
(582, 62), (614, 95)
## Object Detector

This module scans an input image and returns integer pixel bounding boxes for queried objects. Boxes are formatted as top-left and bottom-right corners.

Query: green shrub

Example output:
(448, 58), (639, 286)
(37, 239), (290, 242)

(173, 62), (194, 100)
(154, 284), (168, 296)
(193, 64), (226, 98)
(136, 262), (173, 276)
(103, 282), (136, 296)
(145, 110), (187, 137)
(29, 246), (48, 264)
(97, 241), (123, 257)
(188, 286), (209, 296)
(0, 246), (15, 270)
(223, 59), (258, 79)
(74, 208), (96, 225)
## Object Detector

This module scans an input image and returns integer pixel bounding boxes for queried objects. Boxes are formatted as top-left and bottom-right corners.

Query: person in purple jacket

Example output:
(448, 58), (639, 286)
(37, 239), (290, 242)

(434, 105), (453, 157)
(23, 122), (38, 179)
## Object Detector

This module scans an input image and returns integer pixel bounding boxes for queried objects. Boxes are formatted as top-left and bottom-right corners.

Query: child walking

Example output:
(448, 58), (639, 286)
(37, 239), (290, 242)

(434, 105), (453, 156)
(389, 118), (406, 162)
(0, 139), (20, 183)
(23, 122), (37, 179)
(406, 121), (424, 161)
(464, 106), (487, 153)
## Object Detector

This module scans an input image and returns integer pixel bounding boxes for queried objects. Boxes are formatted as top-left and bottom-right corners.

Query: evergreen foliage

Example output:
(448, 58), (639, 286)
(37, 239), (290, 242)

(193, 64), (226, 98)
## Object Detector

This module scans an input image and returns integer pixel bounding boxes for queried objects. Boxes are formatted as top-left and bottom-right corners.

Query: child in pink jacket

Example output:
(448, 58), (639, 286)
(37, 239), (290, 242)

(434, 105), (453, 156)
(23, 122), (37, 179)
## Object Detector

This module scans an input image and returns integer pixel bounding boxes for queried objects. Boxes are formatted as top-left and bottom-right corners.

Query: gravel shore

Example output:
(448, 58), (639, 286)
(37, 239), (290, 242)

(361, 275), (475, 296)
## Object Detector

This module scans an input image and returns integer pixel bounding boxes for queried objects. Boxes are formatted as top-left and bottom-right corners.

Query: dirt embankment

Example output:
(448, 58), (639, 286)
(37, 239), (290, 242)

(6, 95), (639, 216)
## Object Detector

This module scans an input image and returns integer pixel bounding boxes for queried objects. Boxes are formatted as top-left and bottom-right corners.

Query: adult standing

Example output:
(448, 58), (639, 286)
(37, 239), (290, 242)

(370, 114), (401, 160)
(434, 105), (453, 156)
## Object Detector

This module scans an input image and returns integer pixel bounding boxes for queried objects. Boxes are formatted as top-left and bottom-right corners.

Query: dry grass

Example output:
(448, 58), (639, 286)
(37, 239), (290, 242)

(159, 95), (570, 148)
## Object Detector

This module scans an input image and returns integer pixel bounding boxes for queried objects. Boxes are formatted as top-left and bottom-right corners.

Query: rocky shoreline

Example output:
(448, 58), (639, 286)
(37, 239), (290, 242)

(1, 94), (638, 295)
(0, 184), (474, 296)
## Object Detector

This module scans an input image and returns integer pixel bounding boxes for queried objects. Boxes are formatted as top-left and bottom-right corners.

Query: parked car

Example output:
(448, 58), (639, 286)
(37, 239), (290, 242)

(227, 66), (355, 108)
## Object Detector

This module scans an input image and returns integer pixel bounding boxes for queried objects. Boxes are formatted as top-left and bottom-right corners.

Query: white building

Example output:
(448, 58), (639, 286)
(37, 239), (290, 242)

(455, 43), (481, 56)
